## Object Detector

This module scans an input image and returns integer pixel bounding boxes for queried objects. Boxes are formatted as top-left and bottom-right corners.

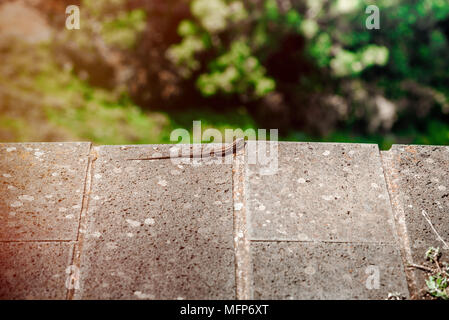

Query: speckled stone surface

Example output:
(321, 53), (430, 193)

(3, 141), (444, 300)
(382, 145), (449, 295)
(247, 142), (396, 242)
(251, 242), (409, 300)
(0, 142), (91, 240)
(232, 140), (252, 299)
(76, 145), (235, 299)
(0, 242), (74, 299)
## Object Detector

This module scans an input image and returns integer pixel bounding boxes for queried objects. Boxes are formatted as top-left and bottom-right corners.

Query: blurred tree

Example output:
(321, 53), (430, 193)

(163, 0), (449, 141)
(2, 0), (449, 146)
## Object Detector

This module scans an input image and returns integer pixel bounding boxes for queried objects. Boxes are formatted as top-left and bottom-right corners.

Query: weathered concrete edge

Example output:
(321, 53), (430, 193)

(380, 149), (418, 298)
(67, 144), (96, 300)
(232, 140), (253, 299)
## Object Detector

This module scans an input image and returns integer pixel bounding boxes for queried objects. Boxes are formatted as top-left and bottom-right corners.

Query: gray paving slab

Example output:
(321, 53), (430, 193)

(0, 242), (74, 299)
(251, 242), (409, 299)
(382, 145), (449, 295)
(247, 142), (396, 242)
(0, 142), (91, 240)
(76, 145), (236, 299)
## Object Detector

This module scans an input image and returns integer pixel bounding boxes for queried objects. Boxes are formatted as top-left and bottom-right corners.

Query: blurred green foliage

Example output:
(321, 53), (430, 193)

(165, 0), (449, 147)
(101, 9), (146, 49)
(37, 70), (167, 145)
(0, 39), (168, 144)
(168, 0), (275, 98)
(0, 0), (448, 147)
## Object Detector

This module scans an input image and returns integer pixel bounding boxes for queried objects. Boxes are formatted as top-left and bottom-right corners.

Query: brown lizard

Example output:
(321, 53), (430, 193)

(127, 138), (245, 160)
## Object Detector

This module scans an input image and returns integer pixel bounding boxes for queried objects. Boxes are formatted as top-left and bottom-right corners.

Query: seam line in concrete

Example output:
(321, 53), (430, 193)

(380, 150), (418, 298)
(232, 141), (252, 299)
(377, 148), (412, 299)
(66, 143), (97, 300)
(250, 239), (398, 244)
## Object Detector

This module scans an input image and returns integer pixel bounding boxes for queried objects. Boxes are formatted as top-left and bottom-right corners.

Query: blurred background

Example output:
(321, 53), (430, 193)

(0, 0), (448, 149)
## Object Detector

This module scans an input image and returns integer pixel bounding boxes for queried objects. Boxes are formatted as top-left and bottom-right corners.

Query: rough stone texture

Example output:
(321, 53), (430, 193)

(0, 142), (91, 240)
(251, 242), (409, 300)
(76, 145), (235, 299)
(246, 141), (409, 299)
(247, 142), (396, 242)
(2, 141), (446, 300)
(232, 140), (252, 299)
(0, 242), (74, 299)
(382, 145), (449, 295)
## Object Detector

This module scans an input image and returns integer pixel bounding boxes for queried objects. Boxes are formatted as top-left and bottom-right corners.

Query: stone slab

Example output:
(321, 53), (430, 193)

(247, 142), (396, 242)
(0, 242), (74, 299)
(0, 142), (91, 240)
(382, 145), (449, 294)
(251, 242), (409, 299)
(76, 145), (236, 299)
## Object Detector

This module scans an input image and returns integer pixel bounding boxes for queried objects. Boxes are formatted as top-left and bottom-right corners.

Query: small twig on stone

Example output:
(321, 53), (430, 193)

(407, 263), (434, 273)
(435, 259), (442, 274)
(421, 210), (449, 250)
